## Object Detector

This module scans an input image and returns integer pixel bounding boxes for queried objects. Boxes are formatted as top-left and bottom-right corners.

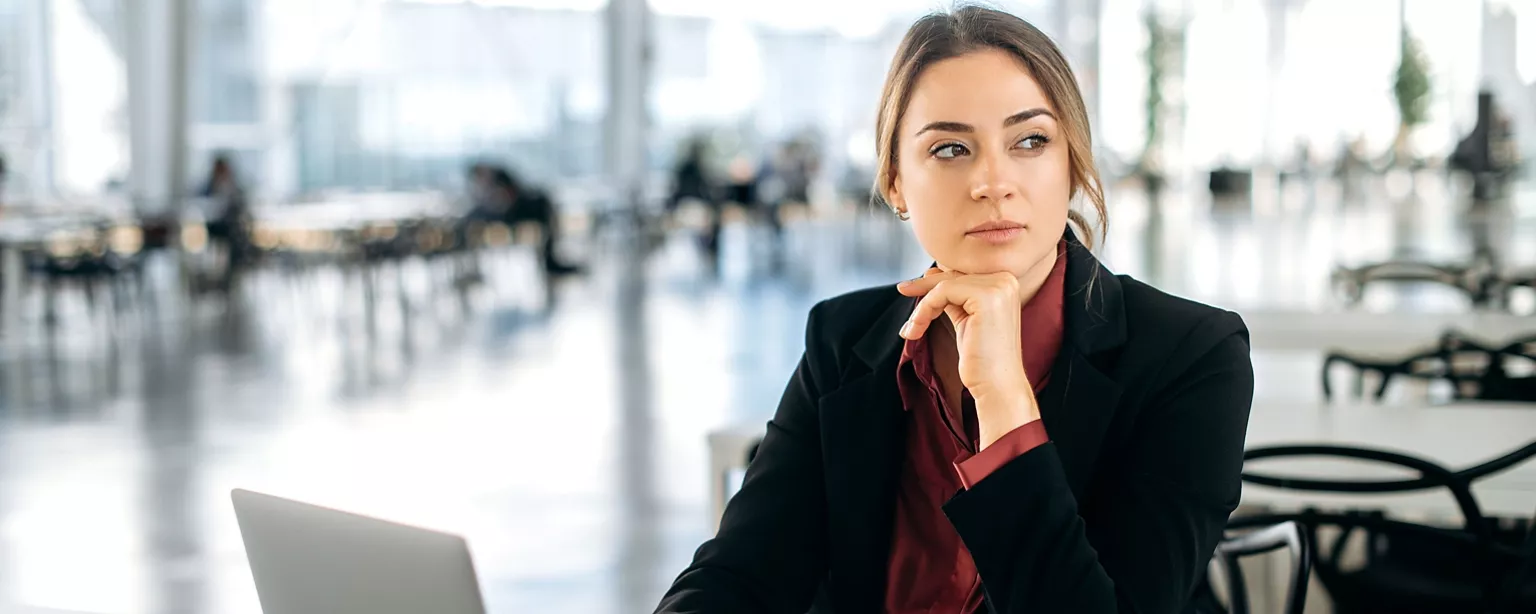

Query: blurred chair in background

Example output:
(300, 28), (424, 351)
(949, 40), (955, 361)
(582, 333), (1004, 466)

(1322, 329), (1536, 403)
(1188, 521), (1312, 614)
(1237, 443), (1536, 614)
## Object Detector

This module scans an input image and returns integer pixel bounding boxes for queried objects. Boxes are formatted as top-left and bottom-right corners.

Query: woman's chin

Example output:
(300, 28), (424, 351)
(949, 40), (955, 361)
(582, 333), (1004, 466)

(945, 252), (1031, 277)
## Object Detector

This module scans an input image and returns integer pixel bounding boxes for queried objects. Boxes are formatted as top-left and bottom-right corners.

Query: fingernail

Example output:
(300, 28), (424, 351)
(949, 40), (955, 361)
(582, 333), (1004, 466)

(899, 321), (913, 338)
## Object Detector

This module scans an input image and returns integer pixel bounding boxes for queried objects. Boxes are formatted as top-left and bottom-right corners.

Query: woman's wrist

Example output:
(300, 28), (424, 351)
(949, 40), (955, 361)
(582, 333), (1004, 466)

(971, 380), (1042, 450)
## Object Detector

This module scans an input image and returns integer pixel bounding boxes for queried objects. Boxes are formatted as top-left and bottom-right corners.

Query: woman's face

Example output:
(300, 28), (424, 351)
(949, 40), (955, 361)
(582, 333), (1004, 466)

(889, 48), (1071, 279)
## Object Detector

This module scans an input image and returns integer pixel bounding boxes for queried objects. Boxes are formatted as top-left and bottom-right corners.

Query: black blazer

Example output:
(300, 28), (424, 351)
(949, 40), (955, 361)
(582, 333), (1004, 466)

(657, 231), (1255, 613)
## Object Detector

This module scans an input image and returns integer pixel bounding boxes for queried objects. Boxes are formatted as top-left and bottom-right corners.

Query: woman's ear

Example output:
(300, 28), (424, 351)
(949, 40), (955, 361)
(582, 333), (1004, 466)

(888, 176), (907, 213)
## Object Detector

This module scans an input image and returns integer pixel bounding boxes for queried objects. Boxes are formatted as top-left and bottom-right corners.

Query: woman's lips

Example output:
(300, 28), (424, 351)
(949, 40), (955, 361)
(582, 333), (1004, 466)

(965, 221), (1025, 243)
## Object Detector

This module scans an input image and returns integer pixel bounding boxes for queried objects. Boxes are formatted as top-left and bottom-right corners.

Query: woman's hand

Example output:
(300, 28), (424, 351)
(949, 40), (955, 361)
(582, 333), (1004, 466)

(898, 268), (1041, 448)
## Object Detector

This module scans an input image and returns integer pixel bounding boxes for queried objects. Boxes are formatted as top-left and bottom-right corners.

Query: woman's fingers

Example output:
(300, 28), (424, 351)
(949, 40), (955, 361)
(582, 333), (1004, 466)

(901, 280), (963, 340)
(896, 272), (1019, 340)
(895, 267), (952, 297)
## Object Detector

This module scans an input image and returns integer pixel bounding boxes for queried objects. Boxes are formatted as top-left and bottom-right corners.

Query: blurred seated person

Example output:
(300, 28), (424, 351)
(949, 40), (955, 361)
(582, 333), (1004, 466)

(668, 138), (716, 213)
(762, 138), (820, 238)
(668, 138), (727, 260)
(1451, 91), (1518, 200)
(709, 154), (761, 260)
(464, 163), (505, 221)
(467, 164), (583, 277)
(0, 150), (9, 214)
(724, 155), (760, 210)
(200, 154), (253, 268)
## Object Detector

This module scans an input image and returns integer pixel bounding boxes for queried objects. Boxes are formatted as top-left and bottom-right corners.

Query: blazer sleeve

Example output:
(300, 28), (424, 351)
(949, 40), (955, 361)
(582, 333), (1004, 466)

(654, 307), (832, 614)
(943, 316), (1255, 614)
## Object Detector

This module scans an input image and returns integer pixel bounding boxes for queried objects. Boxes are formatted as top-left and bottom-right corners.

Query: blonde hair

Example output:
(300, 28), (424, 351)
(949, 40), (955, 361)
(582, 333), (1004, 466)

(872, 5), (1106, 249)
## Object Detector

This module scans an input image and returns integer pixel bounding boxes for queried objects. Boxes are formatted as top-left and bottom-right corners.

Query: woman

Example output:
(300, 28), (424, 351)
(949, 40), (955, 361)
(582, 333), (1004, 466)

(657, 6), (1253, 614)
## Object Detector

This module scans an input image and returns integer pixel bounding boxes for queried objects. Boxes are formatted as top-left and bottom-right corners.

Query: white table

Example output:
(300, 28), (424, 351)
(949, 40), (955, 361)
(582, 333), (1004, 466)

(706, 401), (1536, 530)
(1242, 400), (1536, 520)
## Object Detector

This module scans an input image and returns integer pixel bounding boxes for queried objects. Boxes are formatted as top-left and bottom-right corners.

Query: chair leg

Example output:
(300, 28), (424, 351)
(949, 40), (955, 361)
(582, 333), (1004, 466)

(1219, 551), (1251, 614)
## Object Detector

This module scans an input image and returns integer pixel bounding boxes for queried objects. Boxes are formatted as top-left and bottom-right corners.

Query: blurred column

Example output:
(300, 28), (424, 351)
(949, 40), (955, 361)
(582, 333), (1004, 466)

(123, 0), (193, 214)
(605, 0), (651, 210)
(27, 0), (56, 200)
(1263, 0), (1291, 166)
(257, 0), (296, 201)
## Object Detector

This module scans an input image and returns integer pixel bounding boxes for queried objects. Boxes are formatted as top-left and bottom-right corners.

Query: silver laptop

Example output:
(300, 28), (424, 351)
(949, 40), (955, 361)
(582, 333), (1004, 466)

(231, 489), (487, 614)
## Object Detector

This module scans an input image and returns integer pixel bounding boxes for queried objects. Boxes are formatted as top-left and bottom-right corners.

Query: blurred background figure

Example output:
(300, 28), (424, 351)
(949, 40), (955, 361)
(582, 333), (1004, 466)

(1452, 91), (1522, 200)
(762, 136), (819, 239)
(470, 163), (584, 278)
(464, 162), (511, 224)
(668, 136), (723, 261)
(199, 153), (253, 287)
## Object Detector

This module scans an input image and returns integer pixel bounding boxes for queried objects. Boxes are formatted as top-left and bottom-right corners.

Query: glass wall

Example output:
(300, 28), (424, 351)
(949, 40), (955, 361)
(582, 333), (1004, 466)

(0, 0), (129, 203)
(643, 0), (1061, 207)
(2, 0), (1514, 206)
(0, 0), (50, 203)
(184, 0), (608, 201)
(1122, 0), (1486, 173)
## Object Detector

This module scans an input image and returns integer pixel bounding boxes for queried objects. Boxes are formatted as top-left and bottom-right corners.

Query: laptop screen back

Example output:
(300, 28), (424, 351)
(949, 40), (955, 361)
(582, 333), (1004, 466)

(232, 489), (486, 614)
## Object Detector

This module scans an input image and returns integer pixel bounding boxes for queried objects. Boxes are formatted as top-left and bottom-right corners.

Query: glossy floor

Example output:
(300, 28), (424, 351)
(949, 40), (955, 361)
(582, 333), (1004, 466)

(0, 175), (1532, 613)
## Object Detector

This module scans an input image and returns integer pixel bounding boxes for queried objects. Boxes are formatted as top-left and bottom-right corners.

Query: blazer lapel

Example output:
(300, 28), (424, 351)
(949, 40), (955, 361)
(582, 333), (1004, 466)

(1036, 231), (1128, 501)
(1036, 349), (1121, 500)
(819, 295), (910, 612)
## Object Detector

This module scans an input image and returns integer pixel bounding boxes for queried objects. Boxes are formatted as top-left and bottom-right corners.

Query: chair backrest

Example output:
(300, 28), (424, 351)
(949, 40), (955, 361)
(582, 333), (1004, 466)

(1239, 443), (1536, 611)
(1322, 329), (1536, 403)
(1242, 444), (1489, 536)
(1213, 521), (1312, 614)
(1493, 523), (1536, 614)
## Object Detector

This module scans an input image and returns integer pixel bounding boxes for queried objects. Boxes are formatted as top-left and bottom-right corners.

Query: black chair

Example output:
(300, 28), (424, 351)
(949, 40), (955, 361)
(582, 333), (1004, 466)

(1323, 329), (1536, 402)
(1239, 443), (1536, 613)
(1209, 521), (1312, 614)
(1330, 251), (1500, 307)
(1493, 527), (1536, 613)
(23, 221), (144, 325)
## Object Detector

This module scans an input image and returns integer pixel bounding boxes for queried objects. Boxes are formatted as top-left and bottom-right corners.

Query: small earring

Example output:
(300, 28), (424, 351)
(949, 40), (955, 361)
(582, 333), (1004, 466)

(894, 207), (909, 221)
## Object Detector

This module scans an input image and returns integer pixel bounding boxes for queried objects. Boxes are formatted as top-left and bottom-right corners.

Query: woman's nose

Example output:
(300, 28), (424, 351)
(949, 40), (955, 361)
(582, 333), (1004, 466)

(969, 153), (1019, 203)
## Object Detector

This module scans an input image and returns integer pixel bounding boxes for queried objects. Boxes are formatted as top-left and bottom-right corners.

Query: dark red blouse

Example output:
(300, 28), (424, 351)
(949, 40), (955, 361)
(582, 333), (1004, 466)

(884, 241), (1067, 613)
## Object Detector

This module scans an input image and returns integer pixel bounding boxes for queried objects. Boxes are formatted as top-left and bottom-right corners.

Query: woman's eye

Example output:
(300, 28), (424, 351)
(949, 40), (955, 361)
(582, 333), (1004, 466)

(931, 143), (969, 159)
(1016, 134), (1050, 151)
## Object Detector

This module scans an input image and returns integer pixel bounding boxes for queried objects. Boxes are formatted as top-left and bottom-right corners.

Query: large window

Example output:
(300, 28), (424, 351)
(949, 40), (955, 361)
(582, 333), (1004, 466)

(1171, 0), (1482, 170)
(184, 0), (608, 200)
(0, 0), (50, 202)
(643, 0), (1059, 206)
(0, 0), (129, 202)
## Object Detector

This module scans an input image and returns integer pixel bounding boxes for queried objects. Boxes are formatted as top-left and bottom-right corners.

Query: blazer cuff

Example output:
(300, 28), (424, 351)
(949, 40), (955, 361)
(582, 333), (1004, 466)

(953, 419), (1050, 489)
